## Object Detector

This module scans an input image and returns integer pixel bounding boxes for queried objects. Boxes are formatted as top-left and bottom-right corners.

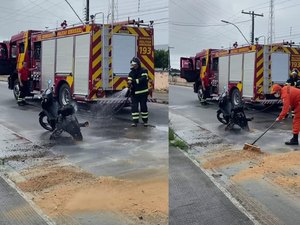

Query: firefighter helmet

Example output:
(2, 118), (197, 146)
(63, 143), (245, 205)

(291, 68), (299, 77)
(130, 57), (141, 68)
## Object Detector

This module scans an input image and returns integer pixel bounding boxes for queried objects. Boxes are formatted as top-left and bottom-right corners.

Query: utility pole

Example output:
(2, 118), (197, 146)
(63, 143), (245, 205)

(112, 0), (115, 24)
(268, 0), (275, 44)
(242, 10), (264, 45)
(85, 0), (89, 23)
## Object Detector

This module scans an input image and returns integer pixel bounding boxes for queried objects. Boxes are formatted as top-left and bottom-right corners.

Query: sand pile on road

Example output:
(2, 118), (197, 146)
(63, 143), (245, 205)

(232, 151), (300, 184)
(201, 149), (263, 169)
(17, 165), (168, 223)
(201, 149), (300, 193)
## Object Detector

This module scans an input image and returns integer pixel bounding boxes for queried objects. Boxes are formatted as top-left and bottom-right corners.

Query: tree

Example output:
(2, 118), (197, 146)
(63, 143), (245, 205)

(154, 49), (168, 70)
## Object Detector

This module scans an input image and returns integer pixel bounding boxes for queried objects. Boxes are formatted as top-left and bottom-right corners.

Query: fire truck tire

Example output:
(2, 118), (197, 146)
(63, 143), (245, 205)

(13, 80), (20, 100)
(58, 83), (71, 106)
(230, 88), (242, 107)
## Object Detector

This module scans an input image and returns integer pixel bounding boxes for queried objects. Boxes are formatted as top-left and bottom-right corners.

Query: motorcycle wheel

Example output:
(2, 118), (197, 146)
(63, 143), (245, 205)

(65, 117), (83, 141)
(72, 131), (83, 141)
(39, 112), (55, 131)
(217, 110), (230, 124)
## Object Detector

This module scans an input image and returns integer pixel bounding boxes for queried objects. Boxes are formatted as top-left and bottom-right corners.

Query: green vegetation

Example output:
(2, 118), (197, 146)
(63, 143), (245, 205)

(169, 127), (175, 140)
(154, 49), (168, 70)
(169, 127), (189, 151)
(172, 139), (189, 151)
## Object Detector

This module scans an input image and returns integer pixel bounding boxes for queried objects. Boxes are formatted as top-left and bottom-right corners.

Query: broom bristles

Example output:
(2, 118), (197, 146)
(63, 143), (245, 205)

(243, 143), (261, 152)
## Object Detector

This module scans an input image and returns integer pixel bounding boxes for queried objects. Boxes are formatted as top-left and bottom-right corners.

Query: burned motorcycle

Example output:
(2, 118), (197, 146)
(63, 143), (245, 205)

(39, 80), (88, 141)
(217, 88), (252, 131)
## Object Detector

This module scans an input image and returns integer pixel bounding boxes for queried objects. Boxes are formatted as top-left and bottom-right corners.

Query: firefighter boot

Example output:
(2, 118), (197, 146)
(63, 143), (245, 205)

(285, 134), (299, 145)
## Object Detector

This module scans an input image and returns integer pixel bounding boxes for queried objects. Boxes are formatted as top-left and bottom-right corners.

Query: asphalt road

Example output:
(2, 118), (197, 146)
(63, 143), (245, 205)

(169, 85), (300, 225)
(170, 85), (295, 151)
(0, 82), (168, 224)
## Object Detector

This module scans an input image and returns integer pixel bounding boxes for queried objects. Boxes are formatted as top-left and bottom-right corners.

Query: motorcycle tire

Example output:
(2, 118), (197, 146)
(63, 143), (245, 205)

(72, 131), (83, 141)
(39, 112), (55, 131)
(64, 117), (83, 141)
(217, 110), (230, 124)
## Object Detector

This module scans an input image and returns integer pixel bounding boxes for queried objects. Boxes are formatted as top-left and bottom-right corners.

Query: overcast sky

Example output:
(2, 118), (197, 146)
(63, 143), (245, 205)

(0, 0), (168, 46)
(170, 0), (300, 69)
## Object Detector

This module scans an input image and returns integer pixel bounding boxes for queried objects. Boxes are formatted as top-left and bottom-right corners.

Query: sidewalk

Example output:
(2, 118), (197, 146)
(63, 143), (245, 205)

(0, 176), (52, 225)
(169, 146), (254, 225)
(152, 90), (168, 104)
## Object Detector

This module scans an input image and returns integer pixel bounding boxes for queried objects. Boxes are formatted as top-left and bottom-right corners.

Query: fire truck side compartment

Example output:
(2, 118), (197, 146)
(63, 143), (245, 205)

(218, 56), (229, 93)
(271, 52), (289, 83)
(74, 34), (90, 95)
(243, 52), (255, 97)
(41, 39), (55, 90)
(112, 34), (136, 76)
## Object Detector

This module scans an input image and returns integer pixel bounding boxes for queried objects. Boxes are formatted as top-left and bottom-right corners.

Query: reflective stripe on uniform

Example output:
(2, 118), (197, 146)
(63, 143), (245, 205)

(141, 112), (148, 119)
(132, 116), (139, 120)
(136, 79), (139, 84)
(132, 112), (139, 116)
(135, 89), (148, 94)
(141, 73), (148, 77)
(128, 77), (132, 80)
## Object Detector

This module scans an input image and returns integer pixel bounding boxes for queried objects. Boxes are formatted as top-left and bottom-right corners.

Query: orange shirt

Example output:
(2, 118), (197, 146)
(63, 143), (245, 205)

(278, 86), (300, 120)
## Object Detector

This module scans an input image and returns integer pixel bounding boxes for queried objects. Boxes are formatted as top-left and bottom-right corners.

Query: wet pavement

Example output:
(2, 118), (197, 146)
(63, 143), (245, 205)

(169, 85), (300, 225)
(0, 175), (52, 225)
(0, 82), (168, 225)
(169, 146), (254, 225)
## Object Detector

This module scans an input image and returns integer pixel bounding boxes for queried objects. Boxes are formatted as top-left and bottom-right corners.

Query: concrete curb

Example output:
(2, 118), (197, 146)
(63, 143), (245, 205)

(169, 81), (193, 87)
(149, 97), (168, 105)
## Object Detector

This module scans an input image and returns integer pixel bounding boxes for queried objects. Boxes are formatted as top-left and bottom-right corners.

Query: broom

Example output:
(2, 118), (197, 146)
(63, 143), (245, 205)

(243, 120), (277, 152)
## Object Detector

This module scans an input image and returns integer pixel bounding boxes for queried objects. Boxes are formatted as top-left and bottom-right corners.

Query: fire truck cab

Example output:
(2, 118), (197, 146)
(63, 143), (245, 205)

(3, 21), (155, 105)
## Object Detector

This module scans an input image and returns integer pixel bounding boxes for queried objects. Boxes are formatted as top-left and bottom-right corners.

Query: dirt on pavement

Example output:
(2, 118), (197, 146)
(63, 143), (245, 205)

(201, 149), (300, 194)
(16, 163), (168, 224)
(201, 149), (264, 169)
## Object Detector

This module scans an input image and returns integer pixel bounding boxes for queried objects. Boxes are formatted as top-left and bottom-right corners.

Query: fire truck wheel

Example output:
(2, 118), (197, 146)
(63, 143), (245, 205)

(13, 80), (20, 100)
(58, 83), (71, 106)
(231, 88), (242, 107)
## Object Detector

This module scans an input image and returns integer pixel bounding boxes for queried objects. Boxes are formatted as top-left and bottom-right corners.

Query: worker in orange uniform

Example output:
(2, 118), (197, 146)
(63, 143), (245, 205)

(272, 83), (300, 145)
(18, 62), (31, 106)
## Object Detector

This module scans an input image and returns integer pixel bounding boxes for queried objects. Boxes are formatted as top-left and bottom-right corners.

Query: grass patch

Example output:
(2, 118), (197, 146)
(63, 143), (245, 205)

(171, 139), (189, 151)
(169, 127), (175, 141)
(169, 127), (189, 151)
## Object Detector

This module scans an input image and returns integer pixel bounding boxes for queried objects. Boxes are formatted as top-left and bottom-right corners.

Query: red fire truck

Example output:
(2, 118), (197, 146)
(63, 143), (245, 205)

(180, 43), (300, 105)
(0, 20), (154, 105)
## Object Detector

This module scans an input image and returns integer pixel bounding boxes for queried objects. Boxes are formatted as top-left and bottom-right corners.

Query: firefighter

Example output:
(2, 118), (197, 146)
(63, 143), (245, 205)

(286, 69), (300, 87)
(17, 62), (31, 105)
(272, 83), (300, 145)
(127, 57), (149, 127)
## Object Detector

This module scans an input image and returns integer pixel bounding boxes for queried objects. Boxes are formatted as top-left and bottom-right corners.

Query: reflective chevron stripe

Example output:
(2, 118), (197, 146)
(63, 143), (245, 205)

(135, 89), (148, 94)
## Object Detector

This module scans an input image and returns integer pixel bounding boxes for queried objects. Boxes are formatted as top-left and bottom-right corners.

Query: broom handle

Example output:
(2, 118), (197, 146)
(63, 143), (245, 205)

(251, 120), (277, 145)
